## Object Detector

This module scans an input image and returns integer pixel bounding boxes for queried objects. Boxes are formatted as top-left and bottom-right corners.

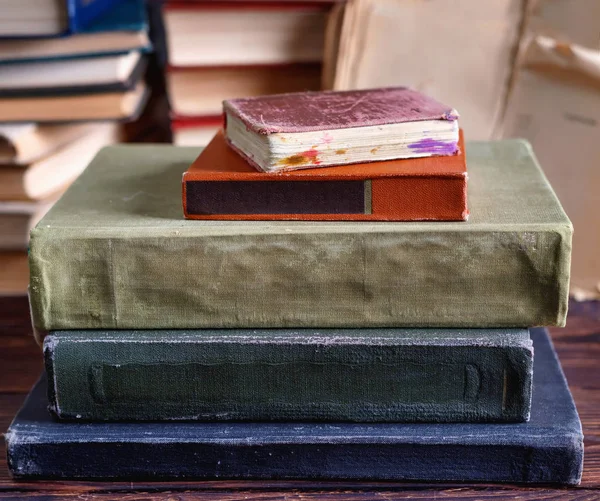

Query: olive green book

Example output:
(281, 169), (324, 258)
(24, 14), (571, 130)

(29, 140), (571, 335)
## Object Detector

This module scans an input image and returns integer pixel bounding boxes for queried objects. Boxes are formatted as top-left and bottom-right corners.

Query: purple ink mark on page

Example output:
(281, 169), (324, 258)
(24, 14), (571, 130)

(408, 138), (458, 155)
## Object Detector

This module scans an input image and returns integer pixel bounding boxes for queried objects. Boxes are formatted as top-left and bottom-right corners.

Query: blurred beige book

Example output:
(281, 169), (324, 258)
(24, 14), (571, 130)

(0, 123), (120, 202)
(0, 83), (147, 122)
(527, 0), (600, 50)
(0, 123), (92, 165)
(501, 37), (600, 299)
(167, 64), (322, 117)
(164, 5), (326, 67)
(332, 0), (523, 140)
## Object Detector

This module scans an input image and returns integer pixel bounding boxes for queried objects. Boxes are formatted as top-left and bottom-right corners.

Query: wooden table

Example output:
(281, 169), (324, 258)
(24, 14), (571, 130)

(1, 296), (598, 500)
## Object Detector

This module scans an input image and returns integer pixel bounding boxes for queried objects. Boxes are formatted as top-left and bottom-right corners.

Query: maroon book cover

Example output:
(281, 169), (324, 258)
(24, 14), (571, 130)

(223, 87), (458, 134)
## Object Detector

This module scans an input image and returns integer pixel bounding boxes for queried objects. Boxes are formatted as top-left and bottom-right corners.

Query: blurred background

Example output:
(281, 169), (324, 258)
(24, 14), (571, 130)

(0, 0), (598, 299)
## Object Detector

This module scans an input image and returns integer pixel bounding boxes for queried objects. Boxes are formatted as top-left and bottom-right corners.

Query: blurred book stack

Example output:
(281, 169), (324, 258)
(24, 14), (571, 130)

(0, 0), (152, 294)
(163, 1), (334, 146)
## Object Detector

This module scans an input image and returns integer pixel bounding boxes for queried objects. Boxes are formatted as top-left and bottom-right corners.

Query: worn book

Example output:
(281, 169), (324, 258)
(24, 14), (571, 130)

(0, 122), (92, 165)
(44, 328), (532, 422)
(28, 139), (571, 334)
(0, 51), (146, 98)
(183, 130), (468, 221)
(0, 123), (120, 201)
(0, 83), (148, 123)
(6, 329), (583, 484)
(224, 87), (460, 172)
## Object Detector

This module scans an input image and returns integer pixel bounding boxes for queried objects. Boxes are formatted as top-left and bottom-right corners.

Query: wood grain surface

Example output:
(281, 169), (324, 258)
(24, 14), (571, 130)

(0, 296), (598, 500)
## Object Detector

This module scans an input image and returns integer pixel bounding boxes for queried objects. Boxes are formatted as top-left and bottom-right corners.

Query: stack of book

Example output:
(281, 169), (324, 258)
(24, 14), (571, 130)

(0, 0), (151, 292)
(6, 87), (583, 485)
(163, 1), (330, 146)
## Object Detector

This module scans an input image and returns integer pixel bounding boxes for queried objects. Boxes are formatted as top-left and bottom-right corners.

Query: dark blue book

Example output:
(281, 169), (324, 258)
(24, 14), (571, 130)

(5, 329), (583, 485)
(67, 0), (122, 33)
(73, 0), (147, 34)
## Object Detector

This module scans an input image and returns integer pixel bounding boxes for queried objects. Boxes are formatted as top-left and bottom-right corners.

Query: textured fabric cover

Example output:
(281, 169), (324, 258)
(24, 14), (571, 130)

(5, 329), (583, 484)
(44, 328), (532, 422)
(223, 87), (457, 134)
(29, 140), (571, 333)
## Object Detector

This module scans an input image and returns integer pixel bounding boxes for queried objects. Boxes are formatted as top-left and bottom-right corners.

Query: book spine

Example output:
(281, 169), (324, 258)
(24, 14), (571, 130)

(182, 176), (468, 221)
(28, 226), (571, 332)
(44, 333), (533, 422)
(6, 435), (583, 484)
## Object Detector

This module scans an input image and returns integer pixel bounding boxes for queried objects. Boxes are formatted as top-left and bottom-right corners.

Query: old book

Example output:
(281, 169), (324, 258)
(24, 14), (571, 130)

(0, 83), (147, 123)
(44, 328), (532, 423)
(0, 122), (93, 165)
(0, 123), (120, 201)
(167, 63), (322, 117)
(6, 329), (583, 484)
(183, 130), (468, 221)
(163, 3), (327, 67)
(501, 36), (600, 299)
(224, 87), (460, 172)
(28, 139), (571, 334)
(332, 0), (522, 140)
(0, 51), (146, 97)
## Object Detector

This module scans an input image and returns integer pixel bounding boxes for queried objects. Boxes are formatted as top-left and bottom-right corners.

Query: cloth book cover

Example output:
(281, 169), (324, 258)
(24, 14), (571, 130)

(183, 130), (468, 221)
(224, 87), (460, 172)
(28, 140), (571, 334)
(44, 328), (532, 423)
(5, 329), (583, 484)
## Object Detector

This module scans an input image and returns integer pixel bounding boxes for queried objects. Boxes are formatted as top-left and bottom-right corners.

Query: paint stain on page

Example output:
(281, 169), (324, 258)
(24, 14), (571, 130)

(278, 149), (321, 167)
(336, 149), (347, 155)
(408, 138), (457, 155)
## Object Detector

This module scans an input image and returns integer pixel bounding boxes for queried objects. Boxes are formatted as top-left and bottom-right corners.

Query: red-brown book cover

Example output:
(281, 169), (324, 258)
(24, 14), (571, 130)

(182, 130), (468, 221)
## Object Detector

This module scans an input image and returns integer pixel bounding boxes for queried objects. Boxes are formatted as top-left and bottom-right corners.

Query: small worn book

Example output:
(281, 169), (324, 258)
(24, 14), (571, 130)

(5, 329), (583, 484)
(223, 87), (460, 172)
(183, 130), (467, 221)
(44, 328), (532, 423)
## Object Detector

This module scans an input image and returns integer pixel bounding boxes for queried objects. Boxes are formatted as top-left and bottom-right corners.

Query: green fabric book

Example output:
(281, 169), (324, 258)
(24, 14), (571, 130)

(45, 328), (533, 422)
(29, 140), (571, 334)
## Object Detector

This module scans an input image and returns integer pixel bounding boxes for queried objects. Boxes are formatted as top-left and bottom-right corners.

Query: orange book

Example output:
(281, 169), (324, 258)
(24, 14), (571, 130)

(182, 130), (468, 221)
